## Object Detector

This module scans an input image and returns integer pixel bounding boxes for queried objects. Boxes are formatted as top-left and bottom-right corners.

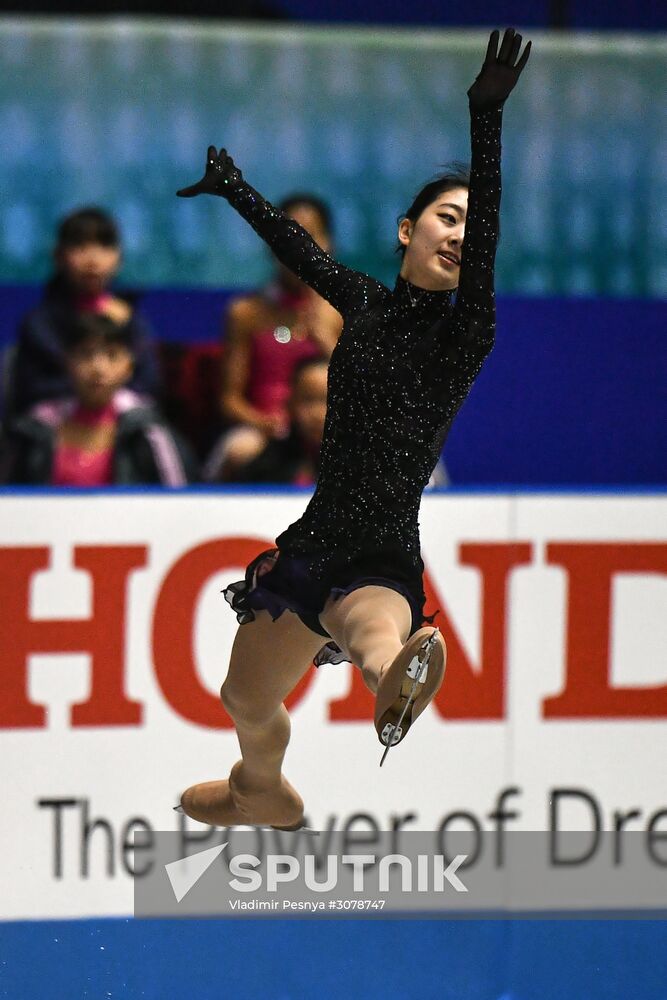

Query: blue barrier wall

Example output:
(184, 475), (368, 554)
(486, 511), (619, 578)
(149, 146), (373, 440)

(3, 285), (664, 485)
(3, 917), (667, 999)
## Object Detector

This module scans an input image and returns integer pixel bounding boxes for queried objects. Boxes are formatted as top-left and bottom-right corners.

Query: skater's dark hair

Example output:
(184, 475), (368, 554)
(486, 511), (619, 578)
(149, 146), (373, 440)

(395, 163), (470, 257)
(279, 193), (333, 237)
(56, 207), (121, 249)
(61, 313), (133, 354)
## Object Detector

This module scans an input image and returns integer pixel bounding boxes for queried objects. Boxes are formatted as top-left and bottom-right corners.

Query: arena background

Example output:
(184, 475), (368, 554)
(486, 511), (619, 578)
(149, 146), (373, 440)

(1, 6), (666, 999)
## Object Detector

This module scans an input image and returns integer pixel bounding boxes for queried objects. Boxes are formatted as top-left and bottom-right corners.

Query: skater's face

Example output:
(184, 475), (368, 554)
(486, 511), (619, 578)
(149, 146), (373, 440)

(66, 335), (133, 409)
(397, 187), (468, 291)
(289, 363), (328, 446)
(56, 241), (121, 297)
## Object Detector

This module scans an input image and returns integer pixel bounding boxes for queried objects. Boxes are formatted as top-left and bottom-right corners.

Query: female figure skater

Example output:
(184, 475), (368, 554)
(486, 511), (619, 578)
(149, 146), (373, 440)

(176, 28), (531, 829)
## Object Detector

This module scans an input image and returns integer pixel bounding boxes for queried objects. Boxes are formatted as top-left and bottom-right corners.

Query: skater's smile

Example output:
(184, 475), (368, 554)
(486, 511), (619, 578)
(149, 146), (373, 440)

(437, 250), (460, 265)
(397, 187), (468, 292)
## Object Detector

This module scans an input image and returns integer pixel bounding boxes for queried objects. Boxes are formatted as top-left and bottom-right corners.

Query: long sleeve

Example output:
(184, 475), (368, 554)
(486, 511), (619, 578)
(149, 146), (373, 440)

(447, 104), (503, 357)
(223, 180), (385, 318)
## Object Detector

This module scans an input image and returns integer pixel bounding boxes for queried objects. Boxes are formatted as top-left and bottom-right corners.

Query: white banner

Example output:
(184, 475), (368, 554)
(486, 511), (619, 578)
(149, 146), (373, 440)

(1, 492), (666, 919)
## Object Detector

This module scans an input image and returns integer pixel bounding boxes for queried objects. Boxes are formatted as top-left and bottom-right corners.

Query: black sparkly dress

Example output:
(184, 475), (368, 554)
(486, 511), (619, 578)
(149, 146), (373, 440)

(222, 104), (503, 665)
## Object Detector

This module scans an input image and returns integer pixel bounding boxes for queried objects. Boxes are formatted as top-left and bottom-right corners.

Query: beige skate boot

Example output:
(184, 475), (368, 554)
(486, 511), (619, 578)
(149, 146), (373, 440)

(176, 761), (306, 831)
(374, 626), (447, 765)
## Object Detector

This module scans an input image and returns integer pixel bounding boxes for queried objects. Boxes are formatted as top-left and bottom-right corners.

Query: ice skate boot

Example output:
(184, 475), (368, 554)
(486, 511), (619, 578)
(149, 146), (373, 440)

(375, 626), (446, 765)
(228, 761), (308, 830)
(175, 777), (246, 827)
(175, 762), (307, 830)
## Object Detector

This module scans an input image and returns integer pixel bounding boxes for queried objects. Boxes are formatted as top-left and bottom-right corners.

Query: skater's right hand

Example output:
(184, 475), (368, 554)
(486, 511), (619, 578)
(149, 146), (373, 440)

(176, 146), (243, 198)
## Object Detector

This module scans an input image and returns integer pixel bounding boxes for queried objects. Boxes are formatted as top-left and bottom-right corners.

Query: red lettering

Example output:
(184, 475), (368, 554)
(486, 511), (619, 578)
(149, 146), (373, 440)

(436, 543), (533, 718)
(329, 542), (532, 721)
(152, 538), (317, 728)
(544, 543), (667, 718)
(9, 534), (663, 730)
(327, 667), (374, 722)
(0, 546), (146, 729)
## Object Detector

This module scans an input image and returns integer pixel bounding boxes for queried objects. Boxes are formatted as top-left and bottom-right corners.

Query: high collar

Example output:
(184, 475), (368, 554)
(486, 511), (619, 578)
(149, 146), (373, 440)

(393, 274), (455, 309)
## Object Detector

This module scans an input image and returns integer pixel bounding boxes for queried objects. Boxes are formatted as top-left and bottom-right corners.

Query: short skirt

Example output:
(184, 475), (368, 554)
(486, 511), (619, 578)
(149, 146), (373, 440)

(222, 546), (438, 667)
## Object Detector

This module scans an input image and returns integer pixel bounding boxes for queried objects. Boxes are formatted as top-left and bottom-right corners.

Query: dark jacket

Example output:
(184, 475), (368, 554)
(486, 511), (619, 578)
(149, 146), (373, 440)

(0, 390), (198, 486)
(10, 285), (160, 416)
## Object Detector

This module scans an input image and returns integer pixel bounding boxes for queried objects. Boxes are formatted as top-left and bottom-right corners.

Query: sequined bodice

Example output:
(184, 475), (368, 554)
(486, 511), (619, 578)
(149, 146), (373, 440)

(224, 105), (503, 568)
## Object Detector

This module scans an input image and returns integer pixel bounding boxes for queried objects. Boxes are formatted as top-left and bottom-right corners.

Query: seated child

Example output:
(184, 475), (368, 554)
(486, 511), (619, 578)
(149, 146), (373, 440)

(1, 314), (196, 486)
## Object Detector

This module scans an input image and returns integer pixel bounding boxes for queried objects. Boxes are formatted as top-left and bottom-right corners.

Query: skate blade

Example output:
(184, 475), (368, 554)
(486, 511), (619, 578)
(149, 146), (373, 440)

(260, 825), (320, 835)
(379, 628), (440, 767)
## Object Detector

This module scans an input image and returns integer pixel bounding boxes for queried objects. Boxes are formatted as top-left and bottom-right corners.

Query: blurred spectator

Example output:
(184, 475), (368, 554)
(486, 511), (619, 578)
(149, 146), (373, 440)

(216, 354), (328, 484)
(0, 313), (196, 486)
(8, 207), (159, 416)
(206, 194), (342, 481)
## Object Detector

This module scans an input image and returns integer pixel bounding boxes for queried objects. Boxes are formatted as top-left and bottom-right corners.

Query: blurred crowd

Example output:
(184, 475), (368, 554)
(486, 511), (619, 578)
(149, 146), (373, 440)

(0, 202), (448, 489)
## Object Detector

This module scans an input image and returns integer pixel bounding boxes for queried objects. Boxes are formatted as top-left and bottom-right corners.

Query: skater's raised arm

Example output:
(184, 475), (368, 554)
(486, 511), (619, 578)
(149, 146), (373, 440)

(447, 28), (531, 356)
(177, 149), (383, 317)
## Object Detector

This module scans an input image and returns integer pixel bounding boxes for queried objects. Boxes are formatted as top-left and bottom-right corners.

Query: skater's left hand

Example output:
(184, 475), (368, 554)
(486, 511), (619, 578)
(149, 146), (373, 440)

(176, 146), (243, 198)
(467, 28), (531, 111)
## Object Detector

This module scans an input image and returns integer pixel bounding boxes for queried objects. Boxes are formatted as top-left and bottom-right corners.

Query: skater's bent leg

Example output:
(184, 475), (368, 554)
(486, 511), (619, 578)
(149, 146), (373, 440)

(220, 608), (325, 788)
(319, 585), (412, 693)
